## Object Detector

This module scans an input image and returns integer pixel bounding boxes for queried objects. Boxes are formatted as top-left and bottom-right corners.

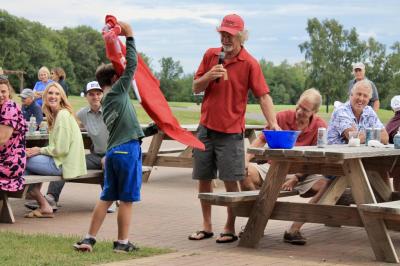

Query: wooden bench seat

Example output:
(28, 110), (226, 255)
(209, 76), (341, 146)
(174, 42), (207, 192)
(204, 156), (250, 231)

(360, 200), (400, 221)
(0, 170), (104, 224)
(0, 166), (153, 224)
(198, 190), (299, 207)
(359, 200), (400, 263)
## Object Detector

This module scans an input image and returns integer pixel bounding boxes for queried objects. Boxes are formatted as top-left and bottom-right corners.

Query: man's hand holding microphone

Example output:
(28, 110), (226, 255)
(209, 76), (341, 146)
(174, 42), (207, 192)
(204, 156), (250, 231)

(206, 51), (226, 83)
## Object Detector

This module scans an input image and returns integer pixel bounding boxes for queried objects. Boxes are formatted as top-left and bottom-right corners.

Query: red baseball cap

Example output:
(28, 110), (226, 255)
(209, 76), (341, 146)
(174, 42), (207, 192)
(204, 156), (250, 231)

(217, 14), (244, 35)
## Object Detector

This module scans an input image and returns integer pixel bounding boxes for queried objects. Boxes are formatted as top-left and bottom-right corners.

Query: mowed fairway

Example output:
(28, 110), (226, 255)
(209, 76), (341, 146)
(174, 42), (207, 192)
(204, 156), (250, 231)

(16, 96), (394, 125)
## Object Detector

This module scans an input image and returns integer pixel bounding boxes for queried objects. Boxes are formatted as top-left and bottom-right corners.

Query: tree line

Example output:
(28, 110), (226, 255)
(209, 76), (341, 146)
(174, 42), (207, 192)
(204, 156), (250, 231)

(1, 10), (399, 108)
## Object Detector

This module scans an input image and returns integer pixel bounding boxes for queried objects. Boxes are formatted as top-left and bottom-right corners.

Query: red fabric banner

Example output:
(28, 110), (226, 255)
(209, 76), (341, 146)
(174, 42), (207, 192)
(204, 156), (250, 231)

(102, 15), (205, 150)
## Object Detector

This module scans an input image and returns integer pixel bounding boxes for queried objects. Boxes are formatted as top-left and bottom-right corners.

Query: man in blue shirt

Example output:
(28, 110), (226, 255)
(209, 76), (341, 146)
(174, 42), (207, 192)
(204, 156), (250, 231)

(19, 88), (43, 126)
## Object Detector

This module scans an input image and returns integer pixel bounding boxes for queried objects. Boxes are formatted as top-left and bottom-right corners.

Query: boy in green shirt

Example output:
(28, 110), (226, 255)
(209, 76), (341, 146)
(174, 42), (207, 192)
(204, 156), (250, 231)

(74, 21), (144, 253)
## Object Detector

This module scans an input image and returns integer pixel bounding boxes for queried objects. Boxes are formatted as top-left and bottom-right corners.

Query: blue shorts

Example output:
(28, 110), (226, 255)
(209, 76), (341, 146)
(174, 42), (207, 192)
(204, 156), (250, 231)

(101, 140), (142, 202)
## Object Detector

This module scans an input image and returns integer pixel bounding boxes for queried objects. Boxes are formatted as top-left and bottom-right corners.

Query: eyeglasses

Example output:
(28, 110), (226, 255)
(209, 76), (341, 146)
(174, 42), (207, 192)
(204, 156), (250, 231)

(297, 104), (314, 114)
(354, 68), (363, 72)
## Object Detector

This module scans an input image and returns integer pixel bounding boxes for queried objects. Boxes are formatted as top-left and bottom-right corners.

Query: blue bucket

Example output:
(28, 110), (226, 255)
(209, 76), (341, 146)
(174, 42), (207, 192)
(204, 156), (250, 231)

(262, 130), (301, 149)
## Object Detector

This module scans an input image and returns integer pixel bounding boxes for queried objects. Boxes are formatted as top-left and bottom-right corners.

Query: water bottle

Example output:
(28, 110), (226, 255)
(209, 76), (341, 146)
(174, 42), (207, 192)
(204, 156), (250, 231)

(29, 115), (36, 134)
(394, 128), (400, 149)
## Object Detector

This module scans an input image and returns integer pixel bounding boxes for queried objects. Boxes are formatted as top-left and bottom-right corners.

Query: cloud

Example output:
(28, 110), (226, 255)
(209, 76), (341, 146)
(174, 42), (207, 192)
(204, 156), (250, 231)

(289, 35), (308, 42)
(359, 30), (378, 39)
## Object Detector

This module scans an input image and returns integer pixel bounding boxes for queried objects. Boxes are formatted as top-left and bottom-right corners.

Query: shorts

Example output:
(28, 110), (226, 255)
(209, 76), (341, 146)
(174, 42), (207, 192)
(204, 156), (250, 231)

(252, 162), (329, 197)
(101, 140), (142, 202)
(193, 125), (245, 181)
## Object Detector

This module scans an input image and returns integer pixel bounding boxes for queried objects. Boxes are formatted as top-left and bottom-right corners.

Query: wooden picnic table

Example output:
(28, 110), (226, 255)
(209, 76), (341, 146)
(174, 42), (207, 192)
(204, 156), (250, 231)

(26, 131), (92, 149)
(142, 124), (264, 182)
(239, 144), (400, 263)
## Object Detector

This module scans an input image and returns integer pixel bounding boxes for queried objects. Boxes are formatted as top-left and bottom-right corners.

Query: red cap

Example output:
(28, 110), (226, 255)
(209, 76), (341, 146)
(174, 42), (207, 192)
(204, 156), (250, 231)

(217, 14), (244, 35)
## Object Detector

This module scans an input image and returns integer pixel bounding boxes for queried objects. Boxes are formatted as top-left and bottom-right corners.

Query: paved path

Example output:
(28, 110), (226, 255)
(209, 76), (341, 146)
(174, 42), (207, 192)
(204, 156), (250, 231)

(3, 138), (400, 265)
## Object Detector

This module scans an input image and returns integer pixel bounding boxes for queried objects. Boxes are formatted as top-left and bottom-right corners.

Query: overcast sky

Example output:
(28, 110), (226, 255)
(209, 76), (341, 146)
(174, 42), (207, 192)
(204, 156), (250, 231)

(2, 0), (400, 73)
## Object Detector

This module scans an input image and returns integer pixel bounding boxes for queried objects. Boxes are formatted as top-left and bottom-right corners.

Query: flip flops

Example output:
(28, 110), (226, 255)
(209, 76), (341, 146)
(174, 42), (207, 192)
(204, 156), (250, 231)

(24, 210), (54, 218)
(216, 232), (238, 243)
(188, 230), (214, 240)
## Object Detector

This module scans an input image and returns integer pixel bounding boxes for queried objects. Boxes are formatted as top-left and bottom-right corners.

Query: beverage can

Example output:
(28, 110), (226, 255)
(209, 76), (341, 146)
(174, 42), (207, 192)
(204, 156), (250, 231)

(374, 128), (381, 143)
(317, 128), (327, 148)
(365, 128), (373, 146)
(394, 130), (400, 149)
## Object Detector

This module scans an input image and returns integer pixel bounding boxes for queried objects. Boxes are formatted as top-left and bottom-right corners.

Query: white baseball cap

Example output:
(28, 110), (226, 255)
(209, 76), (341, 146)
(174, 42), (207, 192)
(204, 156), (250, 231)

(391, 95), (400, 112)
(352, 62), (365, 71)
(85, 81), (102, 93)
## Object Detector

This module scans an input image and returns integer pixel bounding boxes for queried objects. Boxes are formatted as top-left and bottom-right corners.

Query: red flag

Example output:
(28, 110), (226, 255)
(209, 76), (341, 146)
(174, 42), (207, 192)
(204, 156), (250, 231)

(102, 15), (205, 150)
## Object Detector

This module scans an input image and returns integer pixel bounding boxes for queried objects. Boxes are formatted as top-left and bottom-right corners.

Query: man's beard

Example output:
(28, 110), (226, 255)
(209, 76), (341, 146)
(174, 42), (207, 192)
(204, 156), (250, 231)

(222, 45), (233, 52)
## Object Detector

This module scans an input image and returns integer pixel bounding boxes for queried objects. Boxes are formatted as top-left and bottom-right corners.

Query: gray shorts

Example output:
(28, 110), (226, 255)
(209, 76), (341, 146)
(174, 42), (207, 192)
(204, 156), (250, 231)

(253, 163), (329, 196)
(192, 125), (245, 181)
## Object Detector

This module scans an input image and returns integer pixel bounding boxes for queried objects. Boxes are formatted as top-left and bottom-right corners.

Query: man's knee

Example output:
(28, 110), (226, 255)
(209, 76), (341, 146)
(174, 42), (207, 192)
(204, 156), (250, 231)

(310, 178), (330, 194)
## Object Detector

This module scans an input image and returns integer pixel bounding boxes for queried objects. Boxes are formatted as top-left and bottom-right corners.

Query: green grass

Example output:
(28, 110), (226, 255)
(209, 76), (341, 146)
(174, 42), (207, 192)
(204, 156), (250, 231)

(19, 96), (394, 125)
(0, 231), (171, 266)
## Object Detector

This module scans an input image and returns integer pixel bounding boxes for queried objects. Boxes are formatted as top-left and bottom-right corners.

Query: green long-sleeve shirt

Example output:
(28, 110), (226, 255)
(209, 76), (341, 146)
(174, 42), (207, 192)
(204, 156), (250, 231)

(40, 109), (87, 179)
(102, 37), (144, 150)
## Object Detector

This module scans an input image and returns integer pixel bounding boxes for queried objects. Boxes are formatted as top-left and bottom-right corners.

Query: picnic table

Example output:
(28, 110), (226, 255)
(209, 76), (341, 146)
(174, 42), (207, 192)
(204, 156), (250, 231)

(142, 124), (264, 182)
(26, 131), (92, 149)
(239, 144), (400, 263)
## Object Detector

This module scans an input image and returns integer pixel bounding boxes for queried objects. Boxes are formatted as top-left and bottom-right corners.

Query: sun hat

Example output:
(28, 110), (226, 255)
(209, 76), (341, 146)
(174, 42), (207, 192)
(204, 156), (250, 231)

(19, 88), (35, 99)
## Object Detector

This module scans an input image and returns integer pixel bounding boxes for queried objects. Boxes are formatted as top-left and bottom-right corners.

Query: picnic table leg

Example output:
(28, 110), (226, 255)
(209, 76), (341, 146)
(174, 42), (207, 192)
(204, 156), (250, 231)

(179, 146), (193, 158)
(142, 132), (164, 183)
(343, 159), (399, 263)
(318, 175), (348, 205)
(0, 192), (15, 223)
(319, 176), (349, 227)
(239, 160), (290, 248)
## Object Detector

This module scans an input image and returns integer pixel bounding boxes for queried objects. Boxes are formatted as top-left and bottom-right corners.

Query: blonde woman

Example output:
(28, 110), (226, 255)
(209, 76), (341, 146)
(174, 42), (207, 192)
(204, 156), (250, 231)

(33, 66), (53, 106)
(25, 82), (86, 218)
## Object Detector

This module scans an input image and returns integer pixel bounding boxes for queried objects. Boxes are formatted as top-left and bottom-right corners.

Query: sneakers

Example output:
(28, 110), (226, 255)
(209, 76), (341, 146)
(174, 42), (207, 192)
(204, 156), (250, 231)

(107, 202), (117, 213)
(113, 241), (139, 253)
(283, 231), (306, 245)
(73, 237), (96, 252)
(24, 195), (58, 212)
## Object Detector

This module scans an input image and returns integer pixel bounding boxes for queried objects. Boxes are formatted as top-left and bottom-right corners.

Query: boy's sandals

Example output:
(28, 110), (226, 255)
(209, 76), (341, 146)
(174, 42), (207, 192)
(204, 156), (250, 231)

(188, 230), (214, 240)
(24, 210), (54, 218)
(216, 232), (238, 243)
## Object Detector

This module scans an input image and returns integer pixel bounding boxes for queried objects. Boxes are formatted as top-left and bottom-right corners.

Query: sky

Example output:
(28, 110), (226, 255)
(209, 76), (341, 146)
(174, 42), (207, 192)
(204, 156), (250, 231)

(2, 0), (400, 73)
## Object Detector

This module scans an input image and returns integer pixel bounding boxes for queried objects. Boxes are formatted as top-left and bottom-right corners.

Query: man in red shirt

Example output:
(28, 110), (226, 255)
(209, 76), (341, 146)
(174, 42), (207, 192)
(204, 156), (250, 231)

(189, 14), (279, 243)
(242, 88), (329, 245)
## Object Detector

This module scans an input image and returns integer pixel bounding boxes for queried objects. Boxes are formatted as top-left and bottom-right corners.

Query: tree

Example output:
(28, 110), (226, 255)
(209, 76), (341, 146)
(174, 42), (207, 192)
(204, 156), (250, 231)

(59, 26), (106, 94)
(157, 57), (184, 100)
(299, 18), (392, 110)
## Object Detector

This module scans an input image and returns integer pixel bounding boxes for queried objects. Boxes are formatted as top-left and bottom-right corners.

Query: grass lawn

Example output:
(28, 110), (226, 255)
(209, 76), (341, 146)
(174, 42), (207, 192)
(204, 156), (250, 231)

(0, 231), (171, 266)
(18, 96), (394, 125)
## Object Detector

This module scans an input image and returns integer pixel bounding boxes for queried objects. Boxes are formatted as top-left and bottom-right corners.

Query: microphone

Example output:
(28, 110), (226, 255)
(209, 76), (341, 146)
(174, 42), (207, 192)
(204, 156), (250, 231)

(215, 51), (225, 83)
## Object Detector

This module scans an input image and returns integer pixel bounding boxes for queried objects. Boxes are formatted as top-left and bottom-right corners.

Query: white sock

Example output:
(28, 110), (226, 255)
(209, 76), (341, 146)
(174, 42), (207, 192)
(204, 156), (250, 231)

(118, 239), (128, 244)
(85, 234), (96, 240)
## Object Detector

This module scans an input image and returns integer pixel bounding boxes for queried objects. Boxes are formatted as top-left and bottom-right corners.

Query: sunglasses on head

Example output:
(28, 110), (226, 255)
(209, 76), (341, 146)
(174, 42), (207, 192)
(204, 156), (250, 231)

(0, 74), (8, 80)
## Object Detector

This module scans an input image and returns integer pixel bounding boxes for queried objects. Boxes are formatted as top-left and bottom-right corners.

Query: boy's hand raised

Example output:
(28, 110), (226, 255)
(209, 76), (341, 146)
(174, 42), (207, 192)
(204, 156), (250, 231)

(118, 21), (133, 37)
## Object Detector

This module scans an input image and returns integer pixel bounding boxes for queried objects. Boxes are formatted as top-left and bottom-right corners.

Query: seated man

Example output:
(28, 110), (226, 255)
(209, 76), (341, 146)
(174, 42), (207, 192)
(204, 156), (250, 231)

(386, 95), (400, 144)
(328, 79), (388, 145)
(24, 81), (116, 212)
(19, 88), (43, 126)
(385, 95), (400, 191)
(241, 88), (330, 245)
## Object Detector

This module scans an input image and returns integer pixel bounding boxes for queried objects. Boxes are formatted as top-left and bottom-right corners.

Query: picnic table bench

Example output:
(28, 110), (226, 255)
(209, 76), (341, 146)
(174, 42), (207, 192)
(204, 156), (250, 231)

(0, 170), (104, 224)
(142, 124), (264, 182)
(198, 190), (299, 208)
